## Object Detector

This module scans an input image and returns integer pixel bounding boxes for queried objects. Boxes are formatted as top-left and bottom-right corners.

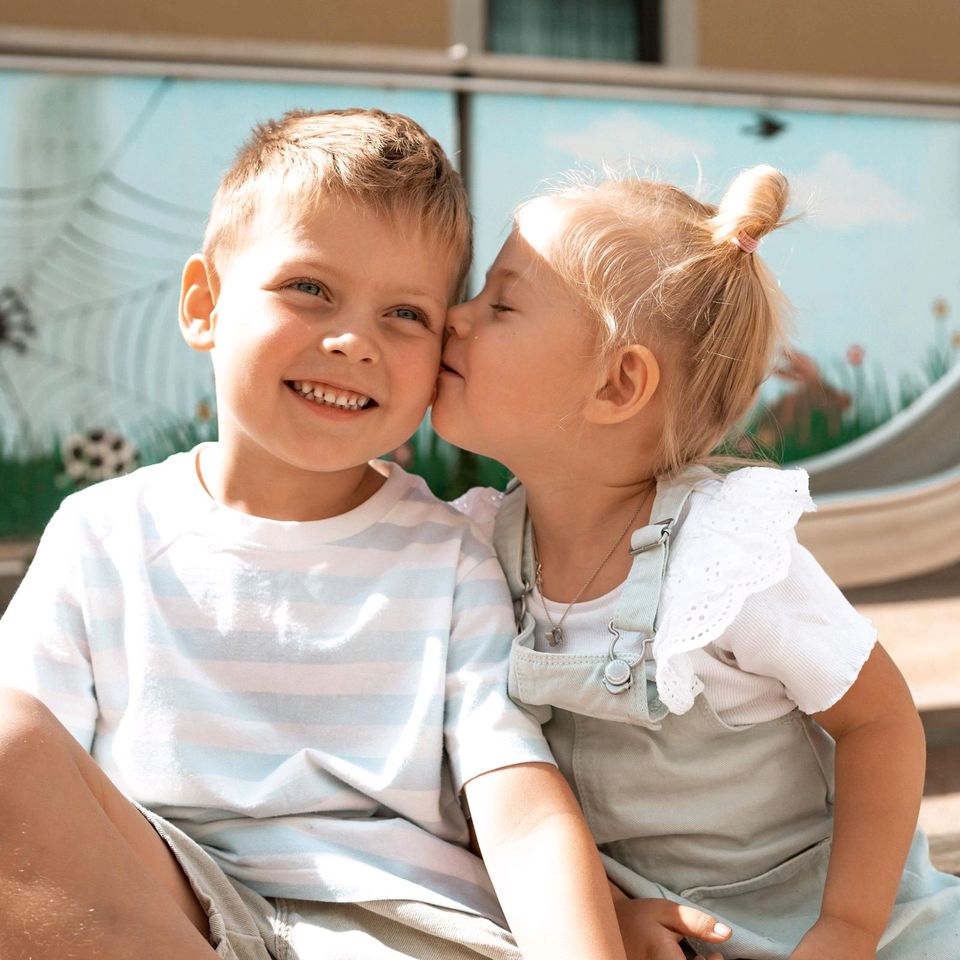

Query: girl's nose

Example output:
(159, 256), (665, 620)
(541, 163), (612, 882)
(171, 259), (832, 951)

(444, 300), (473, 339)
(320, 329), (379, 364)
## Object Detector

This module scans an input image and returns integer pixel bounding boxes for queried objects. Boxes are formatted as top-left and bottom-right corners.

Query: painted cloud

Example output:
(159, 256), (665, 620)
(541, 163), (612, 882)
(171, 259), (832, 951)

(794, 152), (920, 229)
(545, 109), (713, 172)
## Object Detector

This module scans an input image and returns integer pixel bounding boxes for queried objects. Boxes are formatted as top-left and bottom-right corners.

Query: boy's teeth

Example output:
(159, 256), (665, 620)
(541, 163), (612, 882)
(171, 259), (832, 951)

(291, 380), (371, 410)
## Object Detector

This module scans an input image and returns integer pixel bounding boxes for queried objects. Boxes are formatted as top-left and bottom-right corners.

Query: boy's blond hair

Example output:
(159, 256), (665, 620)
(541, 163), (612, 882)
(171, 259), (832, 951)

(522, 166), (792, 476)
(203, 108), (472, 296)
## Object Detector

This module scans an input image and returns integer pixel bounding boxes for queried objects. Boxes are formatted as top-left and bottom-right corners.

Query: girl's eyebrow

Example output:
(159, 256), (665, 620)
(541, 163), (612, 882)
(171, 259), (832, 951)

(484, 266), (523, 286)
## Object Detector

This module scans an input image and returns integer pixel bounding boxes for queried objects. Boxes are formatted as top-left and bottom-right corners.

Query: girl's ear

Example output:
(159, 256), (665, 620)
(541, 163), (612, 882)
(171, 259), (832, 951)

(585, 344), (660, 425)
(179, 254), (220, 352)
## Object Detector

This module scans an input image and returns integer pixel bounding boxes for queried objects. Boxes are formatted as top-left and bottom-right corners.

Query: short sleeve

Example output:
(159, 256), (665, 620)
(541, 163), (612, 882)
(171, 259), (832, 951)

(715, 534), (878, 715)
(443, 552), (555, 791)
(0, 502), (97, 748)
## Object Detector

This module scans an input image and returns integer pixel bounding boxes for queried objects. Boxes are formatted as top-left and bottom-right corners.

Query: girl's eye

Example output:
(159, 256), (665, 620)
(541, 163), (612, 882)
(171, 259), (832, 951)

(390, 307), (429, 325)
(288, 280), (326, 297)
(490, 302), (514, 314)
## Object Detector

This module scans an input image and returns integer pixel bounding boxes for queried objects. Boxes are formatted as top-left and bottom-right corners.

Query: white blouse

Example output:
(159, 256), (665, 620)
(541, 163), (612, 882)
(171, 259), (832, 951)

(452, 468), (878, 726)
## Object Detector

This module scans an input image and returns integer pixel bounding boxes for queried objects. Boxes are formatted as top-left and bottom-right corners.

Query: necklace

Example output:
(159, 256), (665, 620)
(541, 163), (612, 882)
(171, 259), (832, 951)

(532, 483), (655, 647)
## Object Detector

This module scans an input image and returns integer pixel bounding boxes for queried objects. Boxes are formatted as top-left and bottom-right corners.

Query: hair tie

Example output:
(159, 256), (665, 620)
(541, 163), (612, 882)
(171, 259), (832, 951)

(732, 230), (759, 254)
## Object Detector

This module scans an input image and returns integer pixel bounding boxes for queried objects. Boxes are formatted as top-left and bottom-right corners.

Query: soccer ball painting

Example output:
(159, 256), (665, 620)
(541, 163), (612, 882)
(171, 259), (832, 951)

(61, 428), (139, 486)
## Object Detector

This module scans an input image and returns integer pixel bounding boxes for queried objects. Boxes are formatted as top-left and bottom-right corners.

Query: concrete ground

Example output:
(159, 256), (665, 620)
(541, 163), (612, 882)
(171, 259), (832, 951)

(844, 562), (960, 873)
(1, 558), (958, 871)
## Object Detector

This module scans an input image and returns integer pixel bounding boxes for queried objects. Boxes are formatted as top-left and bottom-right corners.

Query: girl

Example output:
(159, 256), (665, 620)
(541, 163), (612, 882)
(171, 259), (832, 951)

(433, 166), (960, 960)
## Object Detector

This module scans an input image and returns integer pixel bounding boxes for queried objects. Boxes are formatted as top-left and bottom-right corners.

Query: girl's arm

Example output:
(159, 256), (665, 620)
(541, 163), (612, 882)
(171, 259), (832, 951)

(790, 643), (925, 960)
(464, 761), (627, 960)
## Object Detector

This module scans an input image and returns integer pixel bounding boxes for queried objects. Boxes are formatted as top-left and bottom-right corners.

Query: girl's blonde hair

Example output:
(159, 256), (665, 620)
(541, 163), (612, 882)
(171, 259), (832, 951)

(524, 165), (792, 476)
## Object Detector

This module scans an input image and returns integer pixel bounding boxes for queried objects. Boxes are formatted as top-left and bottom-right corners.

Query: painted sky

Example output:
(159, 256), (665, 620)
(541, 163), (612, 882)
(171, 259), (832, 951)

(2, 70), (958, 449)
(470, 93), (960, 392)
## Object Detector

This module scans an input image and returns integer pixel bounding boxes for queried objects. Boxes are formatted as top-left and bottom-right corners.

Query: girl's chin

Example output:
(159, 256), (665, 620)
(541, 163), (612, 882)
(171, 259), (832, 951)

(431, 416), (478, 456)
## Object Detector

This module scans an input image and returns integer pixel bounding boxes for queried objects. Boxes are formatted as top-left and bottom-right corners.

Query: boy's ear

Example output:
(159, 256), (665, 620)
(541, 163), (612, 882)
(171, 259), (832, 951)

(584, 344), (660, 425)
(179, 254), (219, 352)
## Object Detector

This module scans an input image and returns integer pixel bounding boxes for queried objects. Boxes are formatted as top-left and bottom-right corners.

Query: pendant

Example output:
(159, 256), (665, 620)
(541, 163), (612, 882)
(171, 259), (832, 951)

(545, 627), (564, 646)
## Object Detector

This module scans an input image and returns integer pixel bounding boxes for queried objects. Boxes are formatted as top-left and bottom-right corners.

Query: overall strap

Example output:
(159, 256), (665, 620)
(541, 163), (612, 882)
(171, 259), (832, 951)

(611, 480), (696, 639)
(492, 481), (534, 604)
(597, 479), (699, 702)
(493, 477), (697, 638)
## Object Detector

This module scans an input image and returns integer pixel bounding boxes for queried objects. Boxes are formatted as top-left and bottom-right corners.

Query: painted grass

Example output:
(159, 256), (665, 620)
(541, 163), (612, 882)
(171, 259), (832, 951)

(406, 418), (512, 501)
(0, 441), (75, 540)
(0, 414), (217, 541)
(745, 341), (955, 464)
(2, 338), (956, 540)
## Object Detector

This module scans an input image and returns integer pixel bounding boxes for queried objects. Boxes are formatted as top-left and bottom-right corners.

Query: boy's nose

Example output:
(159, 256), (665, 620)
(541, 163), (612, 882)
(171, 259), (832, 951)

(444, 301), (473, 339)
(320, 330), (379, 364)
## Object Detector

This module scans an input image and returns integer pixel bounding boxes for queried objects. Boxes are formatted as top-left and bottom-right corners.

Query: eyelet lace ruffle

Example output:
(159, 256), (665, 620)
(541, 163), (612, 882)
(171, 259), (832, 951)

(653, 467), (814, 715)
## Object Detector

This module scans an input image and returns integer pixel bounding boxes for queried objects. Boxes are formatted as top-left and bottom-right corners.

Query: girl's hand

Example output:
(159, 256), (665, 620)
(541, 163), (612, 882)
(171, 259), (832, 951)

(788, 916), (878, 960)
(615, 897), (731, 960)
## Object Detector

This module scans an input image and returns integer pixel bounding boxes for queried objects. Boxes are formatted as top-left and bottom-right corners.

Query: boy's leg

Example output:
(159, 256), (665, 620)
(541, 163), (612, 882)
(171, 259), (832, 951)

(0, 687), (218, 959)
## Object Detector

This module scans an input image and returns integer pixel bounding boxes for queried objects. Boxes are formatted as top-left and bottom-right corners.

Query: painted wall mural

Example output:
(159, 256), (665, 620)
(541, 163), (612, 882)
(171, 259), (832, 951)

(0, 70), (459, 537)
(469, 93), (960, 462)
(2, 69), (959, 539)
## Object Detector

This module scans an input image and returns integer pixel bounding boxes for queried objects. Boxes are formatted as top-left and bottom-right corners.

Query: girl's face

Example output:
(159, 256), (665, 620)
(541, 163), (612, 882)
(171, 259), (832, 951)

(432, 199), (601, 473)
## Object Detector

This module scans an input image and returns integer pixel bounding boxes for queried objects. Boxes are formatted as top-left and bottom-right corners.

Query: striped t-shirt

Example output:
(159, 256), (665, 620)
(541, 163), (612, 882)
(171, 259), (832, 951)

(0, 448), (554, 922)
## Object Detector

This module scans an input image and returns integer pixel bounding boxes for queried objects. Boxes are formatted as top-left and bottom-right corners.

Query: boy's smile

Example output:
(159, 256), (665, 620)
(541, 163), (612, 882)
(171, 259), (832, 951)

(180, 198), (456, 518)
(288, 379), (374, 411)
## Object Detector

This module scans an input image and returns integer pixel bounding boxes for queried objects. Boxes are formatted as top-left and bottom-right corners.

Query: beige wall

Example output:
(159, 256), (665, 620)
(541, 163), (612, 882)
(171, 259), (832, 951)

(6, 0), (960, 87)
(699, 0), (960, 85)
(0, 0), (450, 49)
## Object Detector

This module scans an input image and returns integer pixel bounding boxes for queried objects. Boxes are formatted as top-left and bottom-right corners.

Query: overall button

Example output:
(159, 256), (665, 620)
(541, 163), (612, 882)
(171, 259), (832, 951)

(604, 658), (632, 694)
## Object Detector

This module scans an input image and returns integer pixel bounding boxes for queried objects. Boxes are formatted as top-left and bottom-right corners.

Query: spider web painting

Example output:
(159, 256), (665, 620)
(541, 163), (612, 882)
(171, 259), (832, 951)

(0, 76), (212, 455)
(0, 69), (467, 534)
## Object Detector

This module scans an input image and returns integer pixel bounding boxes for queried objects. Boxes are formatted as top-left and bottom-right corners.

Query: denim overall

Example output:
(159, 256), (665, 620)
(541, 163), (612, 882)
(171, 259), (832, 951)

(493, 478), (960, 959)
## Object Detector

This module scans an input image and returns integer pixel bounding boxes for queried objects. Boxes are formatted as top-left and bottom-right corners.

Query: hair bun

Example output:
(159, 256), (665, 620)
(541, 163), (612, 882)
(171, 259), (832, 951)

(710, 164), (789, 250)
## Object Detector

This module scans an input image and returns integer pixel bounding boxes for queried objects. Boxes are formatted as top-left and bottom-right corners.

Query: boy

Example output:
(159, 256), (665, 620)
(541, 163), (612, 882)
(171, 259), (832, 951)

(0, 110), (626, 960)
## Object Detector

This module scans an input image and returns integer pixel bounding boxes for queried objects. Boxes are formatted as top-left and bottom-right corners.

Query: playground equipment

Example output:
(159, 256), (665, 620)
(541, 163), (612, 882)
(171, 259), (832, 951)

(796, 365), (960, 587)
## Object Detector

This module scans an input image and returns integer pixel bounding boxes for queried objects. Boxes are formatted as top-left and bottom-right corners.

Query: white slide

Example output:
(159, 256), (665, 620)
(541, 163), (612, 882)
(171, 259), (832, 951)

(794, 365), (960, 587)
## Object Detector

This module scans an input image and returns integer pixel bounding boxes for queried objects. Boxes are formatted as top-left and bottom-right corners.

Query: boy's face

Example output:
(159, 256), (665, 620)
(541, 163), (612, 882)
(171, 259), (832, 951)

(183, 198), (455, 487)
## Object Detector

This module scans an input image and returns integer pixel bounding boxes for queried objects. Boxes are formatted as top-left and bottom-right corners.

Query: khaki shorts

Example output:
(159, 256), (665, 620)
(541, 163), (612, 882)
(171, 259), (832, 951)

(138, 805), (521, 960)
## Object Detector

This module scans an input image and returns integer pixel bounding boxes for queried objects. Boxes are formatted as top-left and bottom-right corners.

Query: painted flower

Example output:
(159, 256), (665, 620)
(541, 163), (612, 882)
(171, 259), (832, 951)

(932, 298), (950, 319)
(61, 428), (139, 486)
(846, 344), (866, 367)
(196, 400), (214, 422)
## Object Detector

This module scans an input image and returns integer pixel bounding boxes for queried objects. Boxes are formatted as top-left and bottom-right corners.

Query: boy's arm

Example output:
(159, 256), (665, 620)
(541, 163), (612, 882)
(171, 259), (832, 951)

(443, 548), (623, 957)
(790, 643), (925, 960)
(464, 761), (627, 960)
(0, 503), (97, 748)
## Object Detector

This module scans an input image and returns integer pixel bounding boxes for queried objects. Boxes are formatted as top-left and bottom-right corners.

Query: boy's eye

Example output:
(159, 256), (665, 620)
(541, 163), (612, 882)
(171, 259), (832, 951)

(288, 280), (326, 297)
(390, 307), (429, 326)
